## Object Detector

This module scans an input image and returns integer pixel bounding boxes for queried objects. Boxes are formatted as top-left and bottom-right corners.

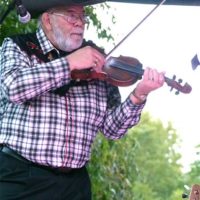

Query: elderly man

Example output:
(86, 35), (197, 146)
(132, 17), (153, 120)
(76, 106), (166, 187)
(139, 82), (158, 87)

(0, 3), (164, 200)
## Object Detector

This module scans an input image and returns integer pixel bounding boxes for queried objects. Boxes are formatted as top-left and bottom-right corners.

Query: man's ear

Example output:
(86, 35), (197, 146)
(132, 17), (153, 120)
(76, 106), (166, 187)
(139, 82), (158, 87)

(41, 13), (52, 31)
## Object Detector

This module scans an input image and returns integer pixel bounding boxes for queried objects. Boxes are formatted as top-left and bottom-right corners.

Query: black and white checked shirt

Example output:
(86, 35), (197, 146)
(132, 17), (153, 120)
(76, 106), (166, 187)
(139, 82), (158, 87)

(0, 27), (145, 168)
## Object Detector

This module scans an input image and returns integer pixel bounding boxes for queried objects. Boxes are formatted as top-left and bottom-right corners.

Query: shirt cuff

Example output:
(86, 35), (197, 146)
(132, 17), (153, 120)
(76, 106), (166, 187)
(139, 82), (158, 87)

(123, 96), (146, 114)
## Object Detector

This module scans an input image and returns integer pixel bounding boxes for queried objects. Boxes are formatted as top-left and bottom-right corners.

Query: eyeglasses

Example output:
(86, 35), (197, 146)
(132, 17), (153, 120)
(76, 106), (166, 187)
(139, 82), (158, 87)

(51, 12), (89, 24)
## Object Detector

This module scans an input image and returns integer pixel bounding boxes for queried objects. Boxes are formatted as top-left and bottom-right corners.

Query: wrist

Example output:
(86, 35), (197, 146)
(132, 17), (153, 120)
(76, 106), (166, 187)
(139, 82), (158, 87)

(131, 88), (148, 103)
(66, 56), (74, 71)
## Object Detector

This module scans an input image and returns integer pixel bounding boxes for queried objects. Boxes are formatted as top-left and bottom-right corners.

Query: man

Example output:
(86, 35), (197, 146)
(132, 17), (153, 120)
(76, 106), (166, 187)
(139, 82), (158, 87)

(0, 4), (165, 200)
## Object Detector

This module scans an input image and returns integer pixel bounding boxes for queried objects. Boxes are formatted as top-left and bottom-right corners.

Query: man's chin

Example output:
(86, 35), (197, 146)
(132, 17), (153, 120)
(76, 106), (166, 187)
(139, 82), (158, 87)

(69, 41), (83, 50)
(57, 40), (81, 52)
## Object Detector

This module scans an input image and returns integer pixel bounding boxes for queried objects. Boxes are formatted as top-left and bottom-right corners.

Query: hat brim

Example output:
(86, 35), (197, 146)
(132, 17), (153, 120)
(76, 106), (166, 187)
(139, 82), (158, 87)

(22, 0), (105, 18)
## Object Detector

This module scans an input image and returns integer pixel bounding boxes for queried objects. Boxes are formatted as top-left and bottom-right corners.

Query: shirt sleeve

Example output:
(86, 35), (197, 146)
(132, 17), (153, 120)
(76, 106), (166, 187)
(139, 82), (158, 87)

(101, 84), (145, 140)
(0, 38), (71, 104)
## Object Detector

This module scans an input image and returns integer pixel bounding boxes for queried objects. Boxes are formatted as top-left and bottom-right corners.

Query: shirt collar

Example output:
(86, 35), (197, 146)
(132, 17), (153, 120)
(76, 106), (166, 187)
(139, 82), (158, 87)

(36, 26), (59, 55)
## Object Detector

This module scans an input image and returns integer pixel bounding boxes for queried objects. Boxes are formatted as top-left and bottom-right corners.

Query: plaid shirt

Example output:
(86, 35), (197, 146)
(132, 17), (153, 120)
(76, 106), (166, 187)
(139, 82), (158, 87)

(0, 27), (145, 168)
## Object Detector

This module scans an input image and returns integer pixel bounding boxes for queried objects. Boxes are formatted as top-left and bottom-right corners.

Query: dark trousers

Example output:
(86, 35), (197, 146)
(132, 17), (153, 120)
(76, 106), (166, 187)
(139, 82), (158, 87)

(0, 151), (91, 200)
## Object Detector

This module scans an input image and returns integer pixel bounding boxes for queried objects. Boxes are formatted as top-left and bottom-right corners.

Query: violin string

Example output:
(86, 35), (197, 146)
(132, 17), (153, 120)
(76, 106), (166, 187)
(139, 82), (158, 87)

(106, 0), (167, 59)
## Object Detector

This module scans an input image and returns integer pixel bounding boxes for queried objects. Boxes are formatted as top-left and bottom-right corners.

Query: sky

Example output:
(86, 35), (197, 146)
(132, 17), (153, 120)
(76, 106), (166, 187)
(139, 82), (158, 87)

(85, 2), (200, 172)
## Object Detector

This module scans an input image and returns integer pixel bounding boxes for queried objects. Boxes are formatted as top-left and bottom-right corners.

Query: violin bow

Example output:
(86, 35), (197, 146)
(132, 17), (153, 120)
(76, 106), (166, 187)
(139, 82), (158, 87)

(106, 0), (167, 58)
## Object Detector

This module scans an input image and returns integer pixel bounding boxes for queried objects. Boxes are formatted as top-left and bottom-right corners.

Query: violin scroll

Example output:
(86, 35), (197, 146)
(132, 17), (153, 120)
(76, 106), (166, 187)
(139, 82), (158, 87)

(165, 75), (192, 94)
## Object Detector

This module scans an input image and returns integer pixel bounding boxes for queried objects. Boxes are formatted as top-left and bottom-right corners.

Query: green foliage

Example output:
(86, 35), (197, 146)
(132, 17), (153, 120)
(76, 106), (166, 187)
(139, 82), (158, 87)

(183, 144), (200, 188)
(85, 3), (115, 42)
(88, 112), (184, 200)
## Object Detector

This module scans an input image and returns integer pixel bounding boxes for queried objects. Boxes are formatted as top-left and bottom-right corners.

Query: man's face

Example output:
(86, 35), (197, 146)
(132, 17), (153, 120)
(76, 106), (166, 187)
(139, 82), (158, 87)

(49, 5), (86, 52)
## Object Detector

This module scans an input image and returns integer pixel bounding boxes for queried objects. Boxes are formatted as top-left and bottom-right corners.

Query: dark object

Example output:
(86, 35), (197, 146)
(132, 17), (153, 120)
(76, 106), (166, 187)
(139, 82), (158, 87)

(22, 0), (105, 17)
(20, 0), (200, 17)
(1, 146), (76, 173)
(15, 0), (31, 23)
(182, 193), (188, 198)
(191, 54), (200, 70)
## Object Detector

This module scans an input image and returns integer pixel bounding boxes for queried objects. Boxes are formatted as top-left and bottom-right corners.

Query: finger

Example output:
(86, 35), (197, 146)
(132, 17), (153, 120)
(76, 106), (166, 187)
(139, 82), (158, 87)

(152, 69), (159, 83)
(93, 58), (98, 67)
(92, 48), (105, 66)
(92, 55), (105, 72)
(148, 68), (154, 81)
(94, 55), (105, 69)
(158, 72), (165, 84)
(84, 46), (104, 68)
(143, 67), (150, 81)
(92, 58), (102, 72)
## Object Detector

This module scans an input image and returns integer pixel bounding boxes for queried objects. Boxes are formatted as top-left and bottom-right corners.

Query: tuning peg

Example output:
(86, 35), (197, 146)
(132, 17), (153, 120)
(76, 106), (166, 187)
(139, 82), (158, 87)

(169, 75), (177, 92)
(175, 90), (180, 95)
(176, 79), (183, 95)
(172, 74), (176, 80)
(178, 79), (183, 83)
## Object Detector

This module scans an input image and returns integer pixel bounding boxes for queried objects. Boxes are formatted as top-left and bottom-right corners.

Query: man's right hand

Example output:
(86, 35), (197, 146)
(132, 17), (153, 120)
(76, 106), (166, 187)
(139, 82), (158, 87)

(66, 46), (105, 72)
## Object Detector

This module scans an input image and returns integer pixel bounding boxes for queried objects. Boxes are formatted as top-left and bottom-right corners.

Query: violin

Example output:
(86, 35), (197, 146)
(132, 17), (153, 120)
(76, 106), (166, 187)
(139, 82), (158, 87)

(71, 55), (192, 95)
